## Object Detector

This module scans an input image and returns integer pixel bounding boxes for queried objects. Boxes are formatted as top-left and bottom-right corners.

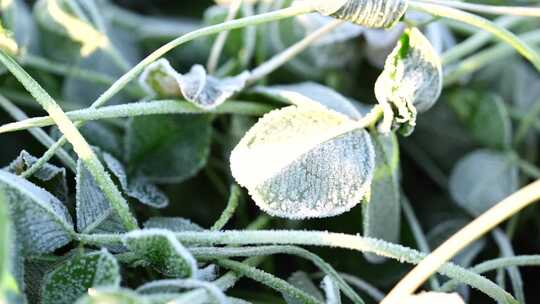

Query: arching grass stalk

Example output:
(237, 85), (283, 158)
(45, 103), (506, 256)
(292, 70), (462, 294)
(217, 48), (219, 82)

(20, 3), (315, 178)
(440, 255), (540, 292)
(381, 180), (540, 304)
(442, 15), (524, 65)
(0, 94), (77, 173)
(409, 1), (540, 72)
(0, 100), (273, 133)
(0, 50), (139, 231)
(444, 29), (540, 85)
(191, 245), (365, 304)
(211, 184), (243, 231)
(207, 0), (244, 74)
(77, 230), (516, 304)
(416, 0), (540, 17)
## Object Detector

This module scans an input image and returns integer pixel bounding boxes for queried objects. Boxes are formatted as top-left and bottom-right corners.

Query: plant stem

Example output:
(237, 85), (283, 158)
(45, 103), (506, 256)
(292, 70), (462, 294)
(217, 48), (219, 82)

(0, 94), (77, 174)
(22, 3), (314, 177)
(216, 259), (323, 304)
(247, 19), (344, 83)
(0, 100), (273, 134)
(518, 158), (540, 179)
(0, 50), (138, 231)
(207, 0), (244, 74)
(192, 245), (365, 304)
(211, 184), (242, 231)
(401, 197), (440, 290)
(444, 29), (540, 86)
(417, 0), (540, 17)
(381, 180), (540, 304)
(440, 255), (540, 292)
(335, 273), (385, 302)
(77, 230), (515, 303)
(409, 1), (540, 72)
(442, 15), (523, 65)
(514, 96), (540, 145)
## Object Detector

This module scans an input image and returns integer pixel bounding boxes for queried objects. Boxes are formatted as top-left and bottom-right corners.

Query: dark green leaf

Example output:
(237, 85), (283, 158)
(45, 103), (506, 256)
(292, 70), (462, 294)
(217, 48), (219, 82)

(42, 250), (120, 304)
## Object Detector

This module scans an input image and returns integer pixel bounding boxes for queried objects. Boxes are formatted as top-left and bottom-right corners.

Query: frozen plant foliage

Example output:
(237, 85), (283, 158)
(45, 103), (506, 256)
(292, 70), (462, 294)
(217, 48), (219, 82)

(231, 105), (375, 219)
(375, 27), (443, 135)
(139, 58), (249, 110)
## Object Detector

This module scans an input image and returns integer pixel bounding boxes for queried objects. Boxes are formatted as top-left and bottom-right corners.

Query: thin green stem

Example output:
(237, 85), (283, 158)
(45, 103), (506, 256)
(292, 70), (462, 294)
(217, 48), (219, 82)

(77, 230), (515, 304)
(442, 15), (524, 65)
(417, 0), (540, 17)
(335, 273), (385, 302)
(401, 197), (440, 290)
(409, 1), (540, 72)
(0, 94), (77, 174)
(445, 29), (540, 86)
(216, 259), (323, 304)
(211, 184), (242, 231)
(382, 179), (540, 304)
(207, 0), (244, 74)
(247, 19), (344, 83)
(0, 100), (273, 134)
(0, 50), (138, 231)
(21, 4), (313, 177)
(440, 255), (540, 293)
(191, 245), (365, 304)
(491, 229), (525, 303)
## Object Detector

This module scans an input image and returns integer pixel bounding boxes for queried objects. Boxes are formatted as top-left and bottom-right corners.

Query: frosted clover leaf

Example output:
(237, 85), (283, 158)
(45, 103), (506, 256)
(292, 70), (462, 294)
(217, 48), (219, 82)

(310, 0), (408, 29)
(230, 105), (375, 219)
(375, 27), (443, 135)
(139, 58), (249, 110)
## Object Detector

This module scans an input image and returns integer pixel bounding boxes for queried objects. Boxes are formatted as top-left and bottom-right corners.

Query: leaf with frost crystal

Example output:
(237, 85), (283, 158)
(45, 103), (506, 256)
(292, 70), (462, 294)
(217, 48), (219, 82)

(312, 0), (408, 29)
(102, 152), (169, 208)
(41, 250), (120, 304)
(230, 105), (375, 219)
(6, 150), (68, 203)
(449, 150), (518, 216)
(254, 82), (362, 119)
(76, 160), (125, 234)
(0, 170), (74, 254)
(403, 292), (465, 304)
(375, 27), (443, 135)
(123, 229), (197, 278)
(139, 59), (249, 109)
(363, 133), (401, 263)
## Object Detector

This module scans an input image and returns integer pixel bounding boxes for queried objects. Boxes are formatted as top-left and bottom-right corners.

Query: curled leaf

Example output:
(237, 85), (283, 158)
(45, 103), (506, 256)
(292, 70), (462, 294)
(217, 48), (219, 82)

(313, 0), (408, 29)
(123, 229), (197, 278)
(375, 27), (443, 135)
(230, 105), (375, 219)
(139, 59), (249, 109)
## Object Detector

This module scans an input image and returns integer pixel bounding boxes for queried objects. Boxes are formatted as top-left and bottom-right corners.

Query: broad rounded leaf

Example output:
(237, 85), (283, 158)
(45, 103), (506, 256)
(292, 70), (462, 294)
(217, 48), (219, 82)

(42, 250), (120, 304)
(363, 133), (400, 263)
(375, 27), (443, 135)
(123, 229), (197, 278)
(230, 105), (375, 219)
(449, 150), (518, 216)
(0, 170), (74, 254)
